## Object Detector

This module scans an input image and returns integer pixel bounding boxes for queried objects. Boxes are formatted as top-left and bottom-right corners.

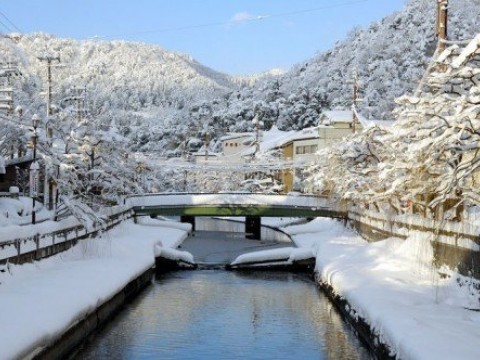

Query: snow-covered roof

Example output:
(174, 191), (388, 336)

(274, 127), (320, 148)
(259, 126), (296, 152)
(259, 126), (311, 151)
(220, 132), (254, 142)
(319, 109), (368, 127)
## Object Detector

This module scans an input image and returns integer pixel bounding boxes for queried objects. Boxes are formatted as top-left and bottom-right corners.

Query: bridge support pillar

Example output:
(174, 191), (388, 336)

(180, 215), (195, 232)
(245, 216), (261, 240)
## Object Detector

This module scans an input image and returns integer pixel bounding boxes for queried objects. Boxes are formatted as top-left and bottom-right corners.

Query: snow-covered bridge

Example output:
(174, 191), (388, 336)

(126, 193), (345, 218)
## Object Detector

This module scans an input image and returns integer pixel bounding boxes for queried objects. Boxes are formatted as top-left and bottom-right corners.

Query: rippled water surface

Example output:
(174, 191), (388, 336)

(75, 271), (371, 360)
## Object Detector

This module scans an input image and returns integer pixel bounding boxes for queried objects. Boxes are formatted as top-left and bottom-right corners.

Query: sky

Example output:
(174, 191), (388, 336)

(0, 0), (406, 75)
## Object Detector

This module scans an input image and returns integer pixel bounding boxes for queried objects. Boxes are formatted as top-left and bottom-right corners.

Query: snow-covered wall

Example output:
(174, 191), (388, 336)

(349, 208), (480, 279)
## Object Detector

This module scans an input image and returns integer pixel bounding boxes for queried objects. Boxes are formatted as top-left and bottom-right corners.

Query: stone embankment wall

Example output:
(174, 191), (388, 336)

(349, 209), (480, 279)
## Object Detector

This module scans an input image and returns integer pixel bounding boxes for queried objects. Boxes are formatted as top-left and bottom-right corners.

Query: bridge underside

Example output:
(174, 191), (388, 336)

(132, 205), (346, 219)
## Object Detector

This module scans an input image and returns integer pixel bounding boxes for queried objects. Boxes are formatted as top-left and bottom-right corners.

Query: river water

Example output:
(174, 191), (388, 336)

(74, 270), (371, 360)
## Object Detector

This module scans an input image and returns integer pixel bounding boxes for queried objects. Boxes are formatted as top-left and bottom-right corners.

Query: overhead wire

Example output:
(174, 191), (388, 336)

(0, 10), (22, 32)
(94, 0), (370, 40)
(0, 18), (12, 33)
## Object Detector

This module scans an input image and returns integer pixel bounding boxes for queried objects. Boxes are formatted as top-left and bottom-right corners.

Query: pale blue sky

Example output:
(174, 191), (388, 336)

(1, 0), (406, 74)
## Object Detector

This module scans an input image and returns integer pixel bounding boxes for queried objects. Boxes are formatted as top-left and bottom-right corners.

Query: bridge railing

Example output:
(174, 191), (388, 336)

(126, 192), (336, 210)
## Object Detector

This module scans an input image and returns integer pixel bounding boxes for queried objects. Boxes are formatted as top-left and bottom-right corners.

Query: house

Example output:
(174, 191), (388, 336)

(317, 109), (367, 148)
(220, 133), (256, 162)
(269, 127), (320, 193)
(269, 110), (390, 193)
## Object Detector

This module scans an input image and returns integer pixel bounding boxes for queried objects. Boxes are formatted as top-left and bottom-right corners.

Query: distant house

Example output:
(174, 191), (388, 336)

(271, 127), (320, 193)
(270, 110), (394, 193)
(220, 133), (256, 162)
(317, 109), (367, 148)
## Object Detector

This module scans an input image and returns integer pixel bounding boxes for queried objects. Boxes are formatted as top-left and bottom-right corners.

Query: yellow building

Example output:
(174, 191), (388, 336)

(274, 110), (374, 193)
(318, 110), (365, 147)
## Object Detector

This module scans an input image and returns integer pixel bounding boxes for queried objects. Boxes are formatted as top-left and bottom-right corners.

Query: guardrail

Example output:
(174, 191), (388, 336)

(0, 206), (134, 266)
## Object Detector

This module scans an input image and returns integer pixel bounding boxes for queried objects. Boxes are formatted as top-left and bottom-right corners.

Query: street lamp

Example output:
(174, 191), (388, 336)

(30, 114), (40, 224)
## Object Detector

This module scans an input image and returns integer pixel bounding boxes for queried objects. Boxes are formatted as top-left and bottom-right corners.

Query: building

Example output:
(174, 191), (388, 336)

(317, 110), (366, 148)
(270, 110), (393, 193)
(269, 127), (320, 193)
(220, 133), (256, 162)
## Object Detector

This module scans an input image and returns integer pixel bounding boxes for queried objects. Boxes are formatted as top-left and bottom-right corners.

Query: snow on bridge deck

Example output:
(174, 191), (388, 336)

(126, 193), (346, 218)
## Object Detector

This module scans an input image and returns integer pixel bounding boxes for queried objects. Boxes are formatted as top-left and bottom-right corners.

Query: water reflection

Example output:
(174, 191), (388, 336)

(75, 271), (371, 360)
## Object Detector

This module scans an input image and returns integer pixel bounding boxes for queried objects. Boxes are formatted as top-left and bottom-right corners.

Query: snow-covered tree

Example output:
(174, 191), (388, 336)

(385, 35), (480, 218)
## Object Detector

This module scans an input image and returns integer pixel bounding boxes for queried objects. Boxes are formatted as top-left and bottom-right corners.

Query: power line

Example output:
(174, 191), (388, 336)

(0, 10), (22, 32)
(0, 18), (12, 33)
(94, 0), (369, 40)
(267, 0), (369, 19)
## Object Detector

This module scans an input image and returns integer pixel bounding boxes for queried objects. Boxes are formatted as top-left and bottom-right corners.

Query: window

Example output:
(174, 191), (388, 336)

(296, 145), (319, 154)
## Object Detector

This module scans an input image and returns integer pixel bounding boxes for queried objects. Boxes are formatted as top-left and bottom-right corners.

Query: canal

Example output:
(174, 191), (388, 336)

(73, 226), (372, 359)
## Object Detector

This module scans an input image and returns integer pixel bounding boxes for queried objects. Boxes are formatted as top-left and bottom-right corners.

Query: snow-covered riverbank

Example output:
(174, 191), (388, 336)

(0, 218), (190, 360)
(284, 218), (480, 360)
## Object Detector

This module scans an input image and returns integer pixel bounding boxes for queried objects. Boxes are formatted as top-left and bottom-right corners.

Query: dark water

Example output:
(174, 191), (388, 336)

(74, 271), (371, 360)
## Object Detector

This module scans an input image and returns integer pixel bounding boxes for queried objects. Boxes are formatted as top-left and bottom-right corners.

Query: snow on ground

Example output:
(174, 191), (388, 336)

(0, 196), (52, 226)
(138, 216), (192, 233)
(283, 218), (480, 360)
(261, 217), (307, 228)
(0, 218), (190, 360)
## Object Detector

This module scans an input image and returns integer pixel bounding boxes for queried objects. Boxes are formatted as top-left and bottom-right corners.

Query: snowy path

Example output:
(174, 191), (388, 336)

(0, 218), (190, 360)
(284, 218), (480, 360)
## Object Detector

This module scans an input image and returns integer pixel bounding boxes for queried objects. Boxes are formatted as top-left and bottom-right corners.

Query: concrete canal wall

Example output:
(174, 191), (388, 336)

(349, 209), (480, 279)
(314, 275), (395, 360)
(35, 267), (154, 360)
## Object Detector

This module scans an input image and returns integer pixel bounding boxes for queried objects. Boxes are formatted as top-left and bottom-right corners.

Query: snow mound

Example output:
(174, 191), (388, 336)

(231, 247), (314, 266)
(154, 242), (194, 264)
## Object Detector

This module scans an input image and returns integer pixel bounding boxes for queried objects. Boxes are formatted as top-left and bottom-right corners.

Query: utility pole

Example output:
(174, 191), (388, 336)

(0, 62), (21, 115)
(37, 54), (61, 140)
(352, 71), (359, 134)
(205, 131), (210, 161)
(252, 114), (262, 158)
(436, 0), (448, 52)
